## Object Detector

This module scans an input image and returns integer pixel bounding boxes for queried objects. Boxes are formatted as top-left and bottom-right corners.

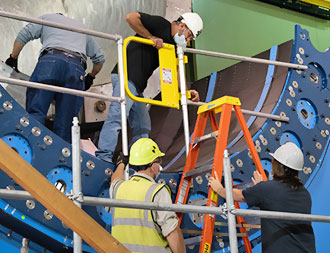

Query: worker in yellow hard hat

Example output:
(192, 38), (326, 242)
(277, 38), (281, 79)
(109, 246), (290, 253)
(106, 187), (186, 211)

(109, 138), (186, 253)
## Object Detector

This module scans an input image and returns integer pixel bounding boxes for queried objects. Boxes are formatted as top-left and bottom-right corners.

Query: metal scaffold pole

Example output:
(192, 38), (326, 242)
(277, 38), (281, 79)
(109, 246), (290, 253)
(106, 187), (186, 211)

(117, 38), (130, 180)
(72, 117), (82, 253)
(223, 150), (238, 253)
(177, 45), (190, 156)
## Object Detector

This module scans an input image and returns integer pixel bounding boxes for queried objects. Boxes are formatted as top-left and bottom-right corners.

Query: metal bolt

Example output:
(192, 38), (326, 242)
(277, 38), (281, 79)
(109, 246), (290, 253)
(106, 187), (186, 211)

(236, 159), (243, 167)
(3, 101), (13, 111)
(86, 160), (95, 170)
(105, 168), (113, 177)
(43, 136), (53, 145)
(32, 127), (41, 136)
(195, 176), (203, 185)
(286, 99), (292, 107)
(290, 90), (295, 98)
(20, 117), (29, 127)
(275, 121), (282, 128)
(309, 155), (315, 163)
(270, 127), (276, 135)
(26, 200), (35, 210)
(158, 178), (166, 184)
(325, 118), (330, 125)
(62, 148), (71, 157)
(43, 210), (53, 220)
(292, 81), (298, 88)
(169, 178), (177, 187)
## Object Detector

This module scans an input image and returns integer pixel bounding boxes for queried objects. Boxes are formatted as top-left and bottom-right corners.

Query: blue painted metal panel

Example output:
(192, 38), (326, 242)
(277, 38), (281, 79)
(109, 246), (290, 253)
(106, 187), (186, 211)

(1, 24), (330, 252)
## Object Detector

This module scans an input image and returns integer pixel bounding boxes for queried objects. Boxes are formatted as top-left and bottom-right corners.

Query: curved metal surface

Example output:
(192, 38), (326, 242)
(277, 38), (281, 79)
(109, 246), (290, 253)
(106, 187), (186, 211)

(0, 14), (330, 252)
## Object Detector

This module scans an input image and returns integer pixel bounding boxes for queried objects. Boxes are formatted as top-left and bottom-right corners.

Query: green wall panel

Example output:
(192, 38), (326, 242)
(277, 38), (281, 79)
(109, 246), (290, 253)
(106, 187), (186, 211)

(192, 0), (330, 79)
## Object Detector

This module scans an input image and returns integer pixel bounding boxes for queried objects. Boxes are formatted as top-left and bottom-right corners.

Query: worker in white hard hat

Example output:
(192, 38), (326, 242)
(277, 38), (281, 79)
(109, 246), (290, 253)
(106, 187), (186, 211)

(208, 142), (316, 253)
(96, 11), (203, 164)
(110, 138), (185, 253)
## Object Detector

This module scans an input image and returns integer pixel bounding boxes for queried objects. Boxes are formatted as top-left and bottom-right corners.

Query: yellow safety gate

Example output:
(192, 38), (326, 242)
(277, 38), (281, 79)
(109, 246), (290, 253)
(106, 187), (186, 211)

(123, 36), (188, 109)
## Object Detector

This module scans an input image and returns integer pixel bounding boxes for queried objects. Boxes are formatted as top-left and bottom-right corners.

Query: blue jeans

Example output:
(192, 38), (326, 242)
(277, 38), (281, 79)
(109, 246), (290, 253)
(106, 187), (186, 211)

(26, 53), (85, 142)
(95, 74), (151, 163)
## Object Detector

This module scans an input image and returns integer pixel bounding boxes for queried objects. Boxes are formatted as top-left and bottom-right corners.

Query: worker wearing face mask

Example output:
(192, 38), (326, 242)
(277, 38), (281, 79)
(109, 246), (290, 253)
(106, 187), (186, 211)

(109, 138), (186, 252)
(96, 12), (203, 165)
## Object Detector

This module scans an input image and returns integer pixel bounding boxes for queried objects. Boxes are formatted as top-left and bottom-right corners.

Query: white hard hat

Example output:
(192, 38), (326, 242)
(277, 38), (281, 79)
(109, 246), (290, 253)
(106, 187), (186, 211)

(269, 142), (304, 171)
(180, 13), (203, 39)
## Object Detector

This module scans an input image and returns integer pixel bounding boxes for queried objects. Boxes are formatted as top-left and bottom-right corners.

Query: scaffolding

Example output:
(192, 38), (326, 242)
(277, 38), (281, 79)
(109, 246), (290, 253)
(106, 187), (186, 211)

(0, 10), (326, 253)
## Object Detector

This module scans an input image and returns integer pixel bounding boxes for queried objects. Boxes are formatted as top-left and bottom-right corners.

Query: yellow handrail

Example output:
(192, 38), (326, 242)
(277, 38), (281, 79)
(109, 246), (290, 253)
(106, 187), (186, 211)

(123, 36), (181, 109)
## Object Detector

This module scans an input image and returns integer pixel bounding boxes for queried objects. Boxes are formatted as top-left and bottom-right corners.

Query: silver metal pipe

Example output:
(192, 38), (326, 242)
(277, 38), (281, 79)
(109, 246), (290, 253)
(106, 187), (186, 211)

(177, 45), (190, 156)
(233, 209), (330, 223)
(117, 39), (129, 180)
(0, 11), (121, 41)
(240, 108), (289, 121)
(71, 117), (82, 253)
(223, 150), (238, 253)
(82, 196), (226, 215)
(184, 47), (308, 70)
(0, 189), (33, 200)
(0, 77), (122, 102)
(1, 189), (330, 223)
(187, 100), (289, 122)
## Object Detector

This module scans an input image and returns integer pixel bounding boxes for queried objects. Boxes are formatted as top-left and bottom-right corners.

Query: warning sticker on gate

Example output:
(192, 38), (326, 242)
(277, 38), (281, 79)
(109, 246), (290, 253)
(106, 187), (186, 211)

(162, 68), (172, 84)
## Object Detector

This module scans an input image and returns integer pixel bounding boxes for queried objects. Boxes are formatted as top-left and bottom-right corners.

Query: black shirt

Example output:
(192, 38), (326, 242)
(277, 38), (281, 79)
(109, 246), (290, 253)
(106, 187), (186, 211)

(113, 12), (175, 93)
(242, 180), (316, 253)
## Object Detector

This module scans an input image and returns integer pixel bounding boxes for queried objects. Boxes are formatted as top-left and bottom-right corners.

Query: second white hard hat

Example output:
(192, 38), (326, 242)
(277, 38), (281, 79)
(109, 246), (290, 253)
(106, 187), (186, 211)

(269, 142), (304, 171)
(180, 13), (203, 39)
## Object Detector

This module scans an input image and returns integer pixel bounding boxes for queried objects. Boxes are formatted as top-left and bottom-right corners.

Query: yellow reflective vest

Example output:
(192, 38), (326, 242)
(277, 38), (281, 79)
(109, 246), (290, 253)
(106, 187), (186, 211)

(112, 175), (171, 253)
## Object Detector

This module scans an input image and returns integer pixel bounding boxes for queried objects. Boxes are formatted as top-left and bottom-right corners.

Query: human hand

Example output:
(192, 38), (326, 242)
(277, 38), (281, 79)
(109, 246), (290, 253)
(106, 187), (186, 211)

(84, 73), (95, 90)
(5, 55), (19, 72)
(208, 171), (223, 194)
(150, 36), (164, 49)
(251, 170), (263, 185)
(189, 89), (200, 102)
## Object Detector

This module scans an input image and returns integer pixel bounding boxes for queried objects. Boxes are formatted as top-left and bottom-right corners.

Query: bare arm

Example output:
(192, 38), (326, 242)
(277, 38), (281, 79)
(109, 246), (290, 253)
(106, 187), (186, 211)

(89, 63), (103, 77)
(208, 171), (245, 202)
(126, 12), (163, 49)
(111, 163), (125, 183)
(166, 226), (186, 253)
(10, 40), (25, 59)
(176, 67), (200, 102)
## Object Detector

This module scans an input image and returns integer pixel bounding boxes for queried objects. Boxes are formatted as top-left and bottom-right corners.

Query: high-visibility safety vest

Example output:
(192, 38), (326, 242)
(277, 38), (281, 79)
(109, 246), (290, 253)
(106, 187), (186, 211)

(112, 175), (171, 253)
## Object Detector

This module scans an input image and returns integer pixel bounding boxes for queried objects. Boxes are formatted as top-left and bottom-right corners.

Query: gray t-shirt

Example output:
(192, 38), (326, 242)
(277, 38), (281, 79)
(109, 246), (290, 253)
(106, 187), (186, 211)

(16, 13), (105, 64)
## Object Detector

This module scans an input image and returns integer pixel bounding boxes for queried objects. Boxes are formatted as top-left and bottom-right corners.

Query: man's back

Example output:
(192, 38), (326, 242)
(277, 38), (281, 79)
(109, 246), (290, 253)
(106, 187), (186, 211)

(17, 13), (87, 55)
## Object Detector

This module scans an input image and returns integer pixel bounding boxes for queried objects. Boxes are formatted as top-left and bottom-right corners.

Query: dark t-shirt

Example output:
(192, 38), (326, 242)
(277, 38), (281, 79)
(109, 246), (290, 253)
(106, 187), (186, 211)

(113, 12), (175, 93)
(242, 180), (316, 253)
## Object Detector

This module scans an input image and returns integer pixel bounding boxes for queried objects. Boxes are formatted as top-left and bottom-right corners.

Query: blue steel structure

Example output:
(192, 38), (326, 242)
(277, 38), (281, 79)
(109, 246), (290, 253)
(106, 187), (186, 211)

(0, 25), (329, 252)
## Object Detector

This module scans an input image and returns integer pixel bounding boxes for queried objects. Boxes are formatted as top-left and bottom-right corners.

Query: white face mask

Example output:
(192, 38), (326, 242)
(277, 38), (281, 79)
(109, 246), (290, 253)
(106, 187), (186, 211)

(174, 32), (187, 45)
(153, 165), (161, 180)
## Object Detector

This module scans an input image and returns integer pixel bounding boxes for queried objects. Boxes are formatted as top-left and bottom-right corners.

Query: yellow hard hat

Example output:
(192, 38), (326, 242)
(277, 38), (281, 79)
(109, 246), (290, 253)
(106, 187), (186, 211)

(129, 138), (165, 166)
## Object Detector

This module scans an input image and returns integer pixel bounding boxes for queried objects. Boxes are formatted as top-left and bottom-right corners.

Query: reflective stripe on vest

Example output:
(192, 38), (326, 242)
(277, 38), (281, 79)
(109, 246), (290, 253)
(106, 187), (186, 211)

(112, 175), (170, 253)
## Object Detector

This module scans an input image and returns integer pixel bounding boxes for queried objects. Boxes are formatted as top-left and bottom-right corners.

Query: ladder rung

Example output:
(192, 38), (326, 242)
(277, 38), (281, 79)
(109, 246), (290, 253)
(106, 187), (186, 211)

(182, 229), (247, 237)
(184, 235), (201, 246)
(193, 130), (218, 145)
(185, 166), (212, 178)
(214, 222), (261, 229)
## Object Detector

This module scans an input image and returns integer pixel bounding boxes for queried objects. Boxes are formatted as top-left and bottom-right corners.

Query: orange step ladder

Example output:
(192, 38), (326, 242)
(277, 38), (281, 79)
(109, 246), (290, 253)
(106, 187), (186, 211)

(174, 96), (267, 253)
